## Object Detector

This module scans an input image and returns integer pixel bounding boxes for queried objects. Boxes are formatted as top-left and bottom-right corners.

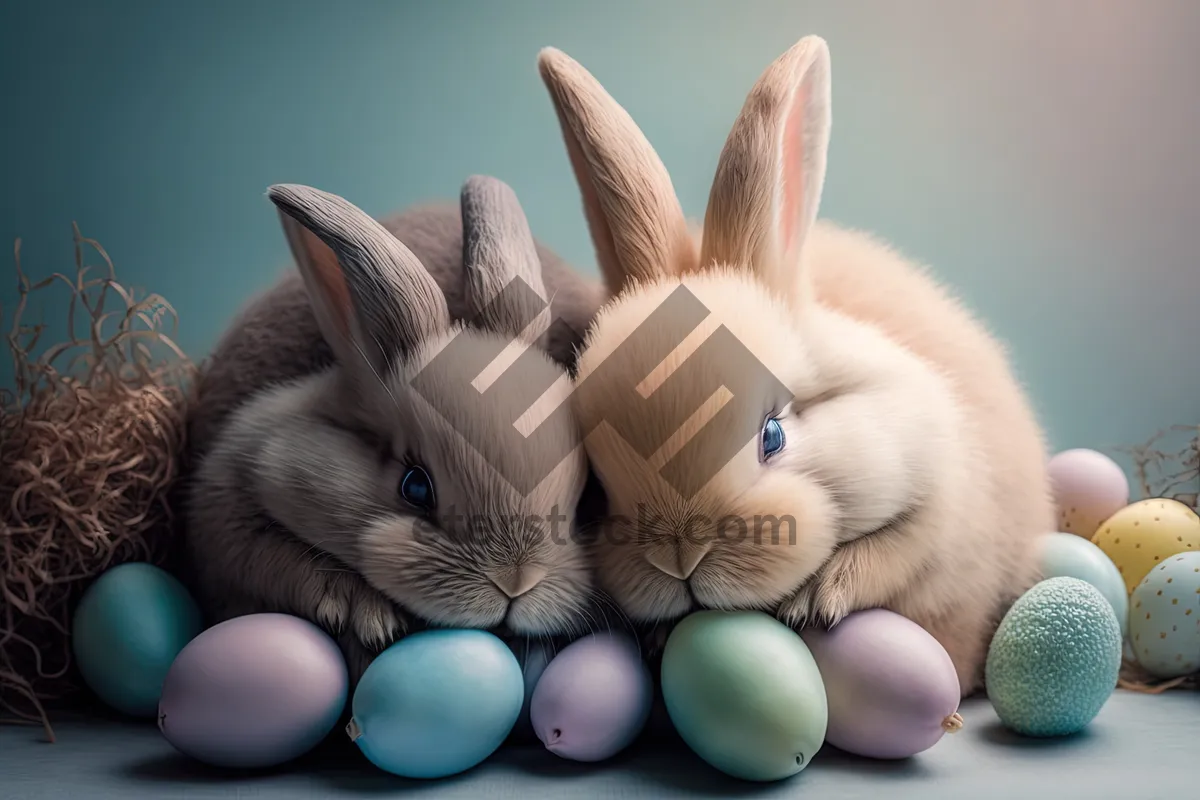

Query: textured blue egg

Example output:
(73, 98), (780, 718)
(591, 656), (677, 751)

(985, 577), (1122, 737)
(348, 629), (524, 779)
(71, 562), (203, 717)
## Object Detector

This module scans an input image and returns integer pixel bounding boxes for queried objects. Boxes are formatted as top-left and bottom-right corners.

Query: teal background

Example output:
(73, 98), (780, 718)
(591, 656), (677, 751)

(2, 0), (1197, 462)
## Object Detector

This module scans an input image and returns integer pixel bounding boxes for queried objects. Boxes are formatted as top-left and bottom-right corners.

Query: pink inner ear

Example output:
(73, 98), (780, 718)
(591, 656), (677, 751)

(300, 225), (354, 339)
(780, 80), (809, 257)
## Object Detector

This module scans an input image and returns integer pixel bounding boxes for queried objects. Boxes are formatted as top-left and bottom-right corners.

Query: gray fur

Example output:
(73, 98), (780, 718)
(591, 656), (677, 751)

(269, 183), (451, 377)
(186, 194), (604, 456)
(461, 175), (551, 345)
(181, 178), (607, 684)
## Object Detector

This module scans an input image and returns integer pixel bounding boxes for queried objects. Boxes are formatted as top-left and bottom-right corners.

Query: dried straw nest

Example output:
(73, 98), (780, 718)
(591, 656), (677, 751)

(1, 227), (194, 741)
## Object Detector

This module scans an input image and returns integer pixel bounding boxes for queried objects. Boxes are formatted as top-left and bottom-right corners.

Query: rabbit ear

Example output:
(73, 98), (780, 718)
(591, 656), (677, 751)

(700, 35), (831, 300)
(460, 175), (551, 345)
(268, 183), (451, 378)
(538, 47), (696, 295)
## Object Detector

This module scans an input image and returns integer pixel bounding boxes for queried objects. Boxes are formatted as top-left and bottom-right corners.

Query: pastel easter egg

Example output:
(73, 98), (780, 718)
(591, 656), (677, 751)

(661, 610), (827, 782)
(158, 613), (348, 768)
(986, 577), (1122, 737)
(1040, 531), (1129, 636)
(1048, 449), (1130, 538)
(348, 629), (523, 779)
(530, 632), (653, 762)
(800, 609), (961, 759)
(71, 562), (203, 717)
(1128, 552), (1200, 679)
(1092, 498), (1200, 594)
(507, 637), (555, 740)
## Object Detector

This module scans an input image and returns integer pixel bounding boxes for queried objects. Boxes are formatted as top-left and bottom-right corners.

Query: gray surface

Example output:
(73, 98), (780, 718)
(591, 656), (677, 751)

(2, 691), (1196, 799)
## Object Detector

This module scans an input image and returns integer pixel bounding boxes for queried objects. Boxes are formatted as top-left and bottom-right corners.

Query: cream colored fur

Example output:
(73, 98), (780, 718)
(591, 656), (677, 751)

(539, 36), (1053, 694)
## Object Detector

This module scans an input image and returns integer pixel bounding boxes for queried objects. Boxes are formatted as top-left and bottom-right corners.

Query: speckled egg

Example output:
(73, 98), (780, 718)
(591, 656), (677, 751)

(1092, 498), (1200, 594)
(1048, 449), (1130, 539)
(1128, 552), (1200, 679)
(1039, 531), (1129, 637)
(985, 577), (1122, 737)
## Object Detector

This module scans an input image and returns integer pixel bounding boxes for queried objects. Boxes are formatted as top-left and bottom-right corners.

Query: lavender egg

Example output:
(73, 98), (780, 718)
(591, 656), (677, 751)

(507, 637), (555, 740)
(530, 632), (652, 762)
(158, 613), (348, 769)
(800, 609), (961, 759)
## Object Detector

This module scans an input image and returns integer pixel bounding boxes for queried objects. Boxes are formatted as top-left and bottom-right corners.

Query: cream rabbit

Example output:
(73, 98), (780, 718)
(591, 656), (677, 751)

(538, 35), (1053, 693)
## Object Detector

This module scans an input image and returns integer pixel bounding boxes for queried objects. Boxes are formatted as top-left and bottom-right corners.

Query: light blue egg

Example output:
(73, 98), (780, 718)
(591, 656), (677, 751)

(1040, 532), (1129, 636)
(1128, 552), (1200, 679)
(71, 562), (203, 717)
(986, 577), (1122, 737)
(348, 629), (524, 779)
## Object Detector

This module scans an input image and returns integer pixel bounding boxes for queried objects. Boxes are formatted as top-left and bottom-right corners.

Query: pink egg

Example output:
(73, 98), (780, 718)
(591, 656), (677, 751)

(1048, 448), (1130, 539)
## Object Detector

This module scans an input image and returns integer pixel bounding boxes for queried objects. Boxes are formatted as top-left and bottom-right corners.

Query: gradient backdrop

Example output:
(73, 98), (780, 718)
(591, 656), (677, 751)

(2, 0), (1197, 473)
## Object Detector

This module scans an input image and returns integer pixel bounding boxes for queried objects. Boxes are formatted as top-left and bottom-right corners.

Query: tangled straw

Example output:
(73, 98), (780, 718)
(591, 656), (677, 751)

(1, 226), (194, 741)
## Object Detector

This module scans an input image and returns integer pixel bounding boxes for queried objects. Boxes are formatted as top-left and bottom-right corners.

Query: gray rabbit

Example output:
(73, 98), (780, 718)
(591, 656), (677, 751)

(181, 176), (607, 681)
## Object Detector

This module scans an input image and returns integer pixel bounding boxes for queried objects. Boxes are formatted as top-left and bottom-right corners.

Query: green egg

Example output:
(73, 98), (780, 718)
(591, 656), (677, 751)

(72, 562), (204, 717)
(661, 610), (827, 782)
(985, 577), (1122, 738)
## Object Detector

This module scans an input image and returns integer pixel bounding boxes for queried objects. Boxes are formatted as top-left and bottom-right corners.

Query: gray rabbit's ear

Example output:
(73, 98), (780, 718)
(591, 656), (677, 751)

(268, 183), (451, 378)
(460, 175), (551, 345)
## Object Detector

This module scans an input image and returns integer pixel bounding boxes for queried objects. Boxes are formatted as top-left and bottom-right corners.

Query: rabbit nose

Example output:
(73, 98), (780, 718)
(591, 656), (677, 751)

(646, 540), (711, 581)
(490, 565), (548, 599)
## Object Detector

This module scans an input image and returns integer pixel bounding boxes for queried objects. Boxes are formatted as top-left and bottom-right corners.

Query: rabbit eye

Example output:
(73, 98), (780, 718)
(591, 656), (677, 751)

(760, 417), (786, 461)
(400, 465), (436, 511)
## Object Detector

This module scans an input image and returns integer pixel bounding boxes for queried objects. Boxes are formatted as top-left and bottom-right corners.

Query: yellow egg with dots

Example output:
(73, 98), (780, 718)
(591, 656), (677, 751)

(1091, 498), (1200, 594)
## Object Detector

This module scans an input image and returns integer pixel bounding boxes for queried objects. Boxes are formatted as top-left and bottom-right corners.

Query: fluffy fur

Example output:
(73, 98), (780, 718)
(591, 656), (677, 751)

(182, 177), (605, 681)
(539, 36), (1053, 694)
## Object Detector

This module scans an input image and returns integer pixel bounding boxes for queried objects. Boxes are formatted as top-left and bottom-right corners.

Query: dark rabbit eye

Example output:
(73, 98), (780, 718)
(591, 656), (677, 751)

(761, 417), (785, 461)
(400, 465), (436, 511)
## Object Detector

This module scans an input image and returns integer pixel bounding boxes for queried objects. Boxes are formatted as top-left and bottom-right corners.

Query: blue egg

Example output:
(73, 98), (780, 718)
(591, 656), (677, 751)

(1040, 532), (1129, 636)
(347, 629), (524, 779)
(71, 562), (203, 717)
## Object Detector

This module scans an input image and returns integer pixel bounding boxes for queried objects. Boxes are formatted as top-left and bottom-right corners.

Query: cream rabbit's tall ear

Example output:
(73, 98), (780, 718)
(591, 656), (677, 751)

(538, 47), (696, 295)
(700, 35), (831, 300)
(269, 183), (451, 378)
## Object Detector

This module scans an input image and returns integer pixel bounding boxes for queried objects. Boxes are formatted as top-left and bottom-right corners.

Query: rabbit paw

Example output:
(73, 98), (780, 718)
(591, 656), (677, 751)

(312, 571), (406, 651)
(349, 584), (407, 652)
(314, 572), (355, 633)
(776, 557), (857, 631)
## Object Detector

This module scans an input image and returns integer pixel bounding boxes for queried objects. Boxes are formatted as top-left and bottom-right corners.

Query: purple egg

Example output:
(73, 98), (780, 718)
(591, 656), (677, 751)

(158, 613), (348, 769)
(530, 632), (652, 762)
(507, 637), (555, 740)
(800, 609), (961, 759)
